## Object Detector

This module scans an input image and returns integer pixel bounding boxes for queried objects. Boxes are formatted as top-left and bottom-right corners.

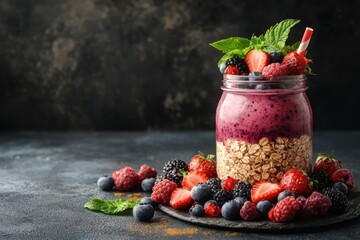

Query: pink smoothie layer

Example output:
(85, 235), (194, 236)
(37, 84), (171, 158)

(216, 91), (312, 143)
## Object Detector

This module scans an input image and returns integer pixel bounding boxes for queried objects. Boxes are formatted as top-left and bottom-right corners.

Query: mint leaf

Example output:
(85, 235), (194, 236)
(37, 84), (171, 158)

(210, 37), (250, 53)
(217, 49), (248, 67)
(264, 19), (300, 50)
(249, 34), (264, 49)
(84, 198), (140, 215)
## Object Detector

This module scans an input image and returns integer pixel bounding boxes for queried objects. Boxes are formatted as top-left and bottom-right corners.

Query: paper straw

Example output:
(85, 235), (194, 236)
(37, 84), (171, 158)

(297, 27), (313, 57)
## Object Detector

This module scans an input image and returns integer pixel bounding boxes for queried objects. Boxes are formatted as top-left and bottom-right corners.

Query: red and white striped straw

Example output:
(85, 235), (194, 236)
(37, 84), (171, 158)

(297, 27), (313, 57)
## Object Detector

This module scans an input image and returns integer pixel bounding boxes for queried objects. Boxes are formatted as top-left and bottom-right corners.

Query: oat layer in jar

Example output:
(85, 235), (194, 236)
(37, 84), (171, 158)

(216, 74), (312, 184)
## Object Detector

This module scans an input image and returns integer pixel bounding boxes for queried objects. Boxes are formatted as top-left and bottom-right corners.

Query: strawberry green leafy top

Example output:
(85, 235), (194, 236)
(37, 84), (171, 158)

(210, 19), (302, 67)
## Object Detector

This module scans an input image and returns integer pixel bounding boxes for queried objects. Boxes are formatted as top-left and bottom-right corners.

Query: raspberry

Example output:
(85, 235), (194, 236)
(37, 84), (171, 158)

(138, 164), (157, 182)
(240, 201), (260, 221)
(224, 66), (239, 75)
(112, 167), (140, 191)
(306, 191), (332, 216)
(296, 196), (315, 219)
(204, 200), (221, 217)
(270, 196), (299, 223)
(282, 51), (308, 75)
(262, 63), (289, 77)
(151, 179), (177, 205)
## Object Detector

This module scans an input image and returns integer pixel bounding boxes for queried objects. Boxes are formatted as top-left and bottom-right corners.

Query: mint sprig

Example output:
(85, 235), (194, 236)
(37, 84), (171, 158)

(263, 19), (300, 50)
(210, 37), (250, 53)
(84, 198), (140, 215)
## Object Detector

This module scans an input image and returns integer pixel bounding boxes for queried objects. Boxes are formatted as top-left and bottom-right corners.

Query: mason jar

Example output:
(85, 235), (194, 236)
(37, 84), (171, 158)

(216, 74), (312, 184)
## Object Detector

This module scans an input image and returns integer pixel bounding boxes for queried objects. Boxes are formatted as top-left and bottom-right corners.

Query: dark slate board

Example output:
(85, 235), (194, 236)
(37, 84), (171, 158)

(159, 190), (360, 232)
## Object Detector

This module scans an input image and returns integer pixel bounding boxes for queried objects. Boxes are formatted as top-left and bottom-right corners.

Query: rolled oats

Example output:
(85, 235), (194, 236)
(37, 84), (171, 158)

(216, 135), (312, 184)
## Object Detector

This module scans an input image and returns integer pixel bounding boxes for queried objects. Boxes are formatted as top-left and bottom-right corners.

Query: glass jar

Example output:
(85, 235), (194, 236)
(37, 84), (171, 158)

(216, 74), (312, 184)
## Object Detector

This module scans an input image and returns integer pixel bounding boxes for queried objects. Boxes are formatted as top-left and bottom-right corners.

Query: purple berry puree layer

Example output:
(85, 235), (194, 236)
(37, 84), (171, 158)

(216, 92), (312, 143)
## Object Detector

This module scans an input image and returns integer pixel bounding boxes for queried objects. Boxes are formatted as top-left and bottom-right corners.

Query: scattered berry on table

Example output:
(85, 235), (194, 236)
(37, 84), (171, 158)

(181, 171), (209, 190)
(188, 151), (217, 178)
(224, 66), (239, 75)
(221, 200), (241, 220)
(313, 153), (342, 176)
(232, 182), (252, 200)
(269, 51), (284, 63)
(277, 190), (295, 202)
(282, 51), (309, 75)
(133, 203), (154, 222)
(310, 170), (333, 191)
(268, 196), (299, 223)
(331, 168), (355, 190)
(204, 200), (221, 217)
(306, 191), (332, 216)
(233, 196), (247, 209)
(256, 200), (272, 216)
(226, 57), (249, 75)
(251, 181), (282, 204)
(262, 63), (289, 77)
(205, 178), (222, 197)
(333, 182), (348, 195)
(191, 183), (212, 203)
(240, 201), (261, 221)
(151, 179), (177, 205)
(280, 168), (313, 197)
(213, 189), (233, 206)
(170, 188), (193, 210)
(156, 170), (183, 187)
(163, 159), (188, 174)
(112, 167), (140, 191)
(244, 49), (270, 73)
(138, 164), (157, 182)
(97, 176), (114, 191)
(141, 178), (156, 193)
(140, 197), (157, 208)
(321, 187), (349, 214)
(296, 196), (314, 219)
(221, 176), (238, 191)
(189, 204), (205, 217)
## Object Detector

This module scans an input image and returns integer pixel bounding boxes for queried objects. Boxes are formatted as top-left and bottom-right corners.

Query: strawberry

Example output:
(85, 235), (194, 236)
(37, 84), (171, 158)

(332, 168), (355, 190)
(251, 182), (282, 204)
(221, 176), (238, 191)
(244, 49), (270, 73)
(170, 188), (193, 210)
(181, 171), (209, 190)
(188, 151), (217, 178)
(313, 153), (342, 177)
(204, 200), (221, 217)
(282, 51), (309, 75)
(224, 65), (239, 75)
(280, 169), (313, 197)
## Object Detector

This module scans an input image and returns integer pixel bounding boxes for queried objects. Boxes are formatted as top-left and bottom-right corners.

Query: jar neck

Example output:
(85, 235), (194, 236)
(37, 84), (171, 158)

(222, 74), (307, 94)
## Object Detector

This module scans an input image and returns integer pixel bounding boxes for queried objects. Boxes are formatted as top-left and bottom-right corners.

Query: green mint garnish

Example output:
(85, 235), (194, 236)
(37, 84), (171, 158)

(84, 198), (140, 215)
(210, 19), (302, 66)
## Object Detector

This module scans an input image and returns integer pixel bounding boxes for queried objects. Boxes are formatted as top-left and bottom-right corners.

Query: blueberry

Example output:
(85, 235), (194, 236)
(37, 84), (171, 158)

(256, 200), (272, 216)
(141, 178), (156, 193)
(334, 182), (348, 195)
(255, 84), (271, 90)
(277, 190), (295, 202)
(249, 72), (264, 81)
(140, 197), (157, 208)
(97, 176), (114, 191)
(191, 184), (212, 203)
(133, 203), (154, 222)
(189, 204), (205, 217)
(219, 62), (227, 74)
(221, 200), (240, 220)
(233, 196), (247, 208)
(269, 51), (284, 63)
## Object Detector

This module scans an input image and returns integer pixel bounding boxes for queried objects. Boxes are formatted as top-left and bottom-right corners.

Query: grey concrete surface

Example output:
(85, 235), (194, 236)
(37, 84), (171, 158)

(0, 131), (359, 239)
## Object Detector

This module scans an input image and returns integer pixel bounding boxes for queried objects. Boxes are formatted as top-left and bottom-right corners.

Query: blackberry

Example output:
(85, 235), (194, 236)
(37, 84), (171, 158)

(155, 170), (183, 187)
(205, 178), (221, 196)
(269, 51), (284, 63)
(226, 57), (249, 75)
(310, 171), (332, 191)
(162, 159), (188, 174)
(321, 187), (348, 214)
(232, 182), (252, 200)
(213, 189), (232, 206)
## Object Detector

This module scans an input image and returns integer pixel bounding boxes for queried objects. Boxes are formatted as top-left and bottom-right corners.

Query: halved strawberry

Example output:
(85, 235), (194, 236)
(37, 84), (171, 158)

(251, 182), (282, 204)
(221, 176), (238, 191)
(181, 171), (209, 190)
(170, 188), (193, 210)
(244, 49), (270, 73)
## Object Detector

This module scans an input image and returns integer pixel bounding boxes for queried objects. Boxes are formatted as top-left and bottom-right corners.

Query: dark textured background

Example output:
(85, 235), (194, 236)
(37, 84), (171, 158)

(0, 0), (359, 131)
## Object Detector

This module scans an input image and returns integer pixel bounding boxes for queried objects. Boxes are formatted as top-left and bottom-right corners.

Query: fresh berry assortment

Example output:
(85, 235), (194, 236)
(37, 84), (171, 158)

(96, 150), (356, 224)
(210, 19), (313, 83)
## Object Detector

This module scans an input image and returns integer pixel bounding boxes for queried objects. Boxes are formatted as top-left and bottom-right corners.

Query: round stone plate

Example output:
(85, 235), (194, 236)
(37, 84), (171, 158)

(159, 190), (360, 232)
